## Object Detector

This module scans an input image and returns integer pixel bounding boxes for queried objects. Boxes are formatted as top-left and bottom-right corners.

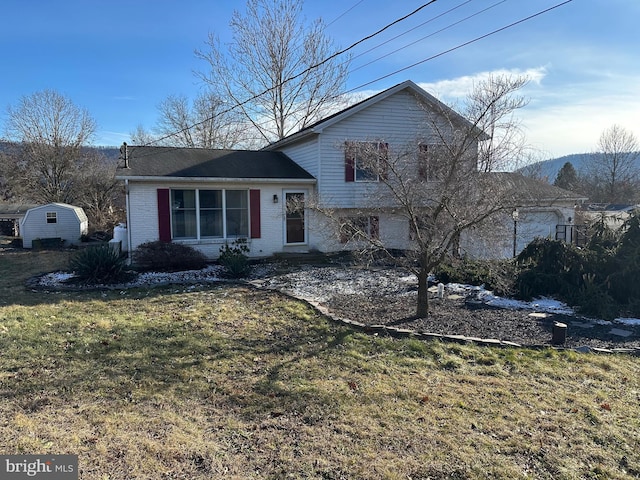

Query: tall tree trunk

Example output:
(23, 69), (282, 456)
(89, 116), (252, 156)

(416, 267), (429, 318)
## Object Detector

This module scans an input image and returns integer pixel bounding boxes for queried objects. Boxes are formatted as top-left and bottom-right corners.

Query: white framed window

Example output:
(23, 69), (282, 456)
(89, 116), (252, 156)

(345, 141), (388, 182)
(339, 216), (379, 243)
(46, 212), (57, 224)
(171, 189), (248, 240)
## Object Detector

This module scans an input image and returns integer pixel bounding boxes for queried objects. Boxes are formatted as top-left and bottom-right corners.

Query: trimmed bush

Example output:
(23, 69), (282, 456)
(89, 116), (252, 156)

(69, 244), (131, 284)
(133, 241), (208, 272)
(219, 239), (250, 278)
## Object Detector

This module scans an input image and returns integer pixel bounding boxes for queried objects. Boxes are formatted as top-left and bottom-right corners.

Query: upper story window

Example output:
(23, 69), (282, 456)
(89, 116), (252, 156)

(418, 143), (449, 181)
(171, 189), (248, 240)
(46, 212), (57, 224)
(345, 141), (388, 182)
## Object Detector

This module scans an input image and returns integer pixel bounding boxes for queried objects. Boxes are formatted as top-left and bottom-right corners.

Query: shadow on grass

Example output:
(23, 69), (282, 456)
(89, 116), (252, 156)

(0, 286), (357, 423)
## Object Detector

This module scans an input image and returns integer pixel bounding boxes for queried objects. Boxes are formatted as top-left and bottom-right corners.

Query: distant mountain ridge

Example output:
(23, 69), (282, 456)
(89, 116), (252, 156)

(519, 152), (640, 183)
(0, 141), (120, 162)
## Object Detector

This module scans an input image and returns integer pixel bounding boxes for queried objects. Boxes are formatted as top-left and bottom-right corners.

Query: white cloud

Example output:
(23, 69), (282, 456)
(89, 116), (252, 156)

(387, 66), (640, 158)
(416, 67), (548, 100)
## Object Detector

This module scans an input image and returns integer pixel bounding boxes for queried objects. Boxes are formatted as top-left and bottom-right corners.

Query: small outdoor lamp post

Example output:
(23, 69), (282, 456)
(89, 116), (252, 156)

(512, 208), (519, 257)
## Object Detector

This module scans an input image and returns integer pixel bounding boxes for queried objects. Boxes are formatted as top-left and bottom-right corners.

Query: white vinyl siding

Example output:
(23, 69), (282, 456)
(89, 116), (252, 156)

(277, 138), (320, 177)
(314, 90), (466, 208)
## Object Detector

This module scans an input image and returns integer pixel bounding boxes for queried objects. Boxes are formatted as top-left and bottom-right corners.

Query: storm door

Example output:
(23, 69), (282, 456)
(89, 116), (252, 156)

(285, 192), (306, 244)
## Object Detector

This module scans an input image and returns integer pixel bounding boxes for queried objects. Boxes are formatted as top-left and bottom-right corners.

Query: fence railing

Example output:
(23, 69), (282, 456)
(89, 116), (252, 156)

(555, 224), (588, 247)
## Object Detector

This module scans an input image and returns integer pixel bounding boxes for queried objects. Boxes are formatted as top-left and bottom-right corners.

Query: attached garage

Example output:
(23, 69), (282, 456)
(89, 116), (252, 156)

(20, 203), (88, 248)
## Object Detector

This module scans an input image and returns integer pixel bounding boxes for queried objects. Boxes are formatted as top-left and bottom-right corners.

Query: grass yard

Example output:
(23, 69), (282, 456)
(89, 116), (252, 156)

(1, 248), (640, 479)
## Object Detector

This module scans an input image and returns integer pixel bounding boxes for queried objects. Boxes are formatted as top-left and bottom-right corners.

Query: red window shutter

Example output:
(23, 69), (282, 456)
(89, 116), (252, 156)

(157, 189), (171, 242)
(250, 189), (261, 239)
(370, 216), (379, 240)
(345, 143), (355, 182)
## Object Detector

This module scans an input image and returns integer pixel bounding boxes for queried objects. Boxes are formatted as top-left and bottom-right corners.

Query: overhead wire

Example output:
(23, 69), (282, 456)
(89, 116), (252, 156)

(134, 0), (441, 151)
(326, 0), (367, 27)
(344, 0), (574, 94)
(350, 0), (475, 63)
(133, 0), (573, 155)
(350, 0), (508, 74)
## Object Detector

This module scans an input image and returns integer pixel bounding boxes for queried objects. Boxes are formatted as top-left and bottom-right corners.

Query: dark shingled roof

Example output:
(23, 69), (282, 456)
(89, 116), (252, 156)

(116, 146), (315, 180)
(0, 203), (39, 216)
(488, 172), (587, 203)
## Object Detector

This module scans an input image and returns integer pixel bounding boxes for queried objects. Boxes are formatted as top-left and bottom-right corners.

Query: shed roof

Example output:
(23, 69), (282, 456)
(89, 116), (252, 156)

(21, 203), (88, 223)
(115, 147), (315, 181)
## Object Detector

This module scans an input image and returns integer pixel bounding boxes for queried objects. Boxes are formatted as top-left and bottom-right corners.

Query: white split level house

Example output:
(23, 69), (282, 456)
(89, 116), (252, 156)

(116, 80), (585, 261)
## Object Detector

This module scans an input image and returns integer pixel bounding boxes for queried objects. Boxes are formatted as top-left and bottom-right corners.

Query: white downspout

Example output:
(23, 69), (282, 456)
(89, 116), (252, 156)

(125, 178), (133, 264)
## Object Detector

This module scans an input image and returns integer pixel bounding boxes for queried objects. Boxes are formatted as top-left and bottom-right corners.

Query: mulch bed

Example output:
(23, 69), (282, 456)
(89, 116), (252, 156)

(323, 292), (640, 351)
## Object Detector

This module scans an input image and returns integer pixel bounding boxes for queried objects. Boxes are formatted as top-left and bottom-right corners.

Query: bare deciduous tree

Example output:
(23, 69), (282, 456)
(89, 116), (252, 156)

(313, 76), (528, 317)
(585, 125), (640, 203)
(4, 89), (96, 204)
(129, 124), (157, 146)
(469, 75), (529, 172)
(3, 90), (123, 231)
(154, 92), (251, 149)
(195, 0), (349, 145)
(74, 152), (124, 232)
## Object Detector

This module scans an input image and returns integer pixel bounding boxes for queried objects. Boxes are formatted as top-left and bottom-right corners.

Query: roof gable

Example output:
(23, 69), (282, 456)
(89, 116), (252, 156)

(116, 147), (315, 181)
(265, 80), (479, 149)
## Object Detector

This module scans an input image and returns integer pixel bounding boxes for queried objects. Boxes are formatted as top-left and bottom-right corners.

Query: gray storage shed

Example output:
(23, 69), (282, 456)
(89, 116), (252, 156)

(20, 203), (88, 248)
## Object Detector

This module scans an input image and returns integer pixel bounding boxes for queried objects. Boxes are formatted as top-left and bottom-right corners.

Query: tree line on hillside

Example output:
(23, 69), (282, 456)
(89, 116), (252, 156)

(552, 125), (640, 204)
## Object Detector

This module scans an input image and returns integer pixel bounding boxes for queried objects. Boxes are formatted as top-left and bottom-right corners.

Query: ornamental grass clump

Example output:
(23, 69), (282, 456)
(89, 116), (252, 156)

(69, 244), (132, 284)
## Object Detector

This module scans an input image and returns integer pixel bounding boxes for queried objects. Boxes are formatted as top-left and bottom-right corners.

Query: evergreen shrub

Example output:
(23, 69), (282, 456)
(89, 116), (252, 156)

(218, 239), (250, 278)
(133, 241), (208, 272)
(433, 257), (515, 296)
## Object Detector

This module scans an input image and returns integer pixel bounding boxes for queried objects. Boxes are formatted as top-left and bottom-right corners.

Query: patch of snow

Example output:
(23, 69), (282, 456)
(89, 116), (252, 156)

(132, 265), (224, 286)
(616, 318), (640, 326)
(37, 272), (76, 286)
(447, 283), (576, 315)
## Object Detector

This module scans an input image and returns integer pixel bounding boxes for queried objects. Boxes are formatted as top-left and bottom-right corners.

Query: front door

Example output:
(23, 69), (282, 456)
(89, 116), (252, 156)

(285, 192), (305, 244)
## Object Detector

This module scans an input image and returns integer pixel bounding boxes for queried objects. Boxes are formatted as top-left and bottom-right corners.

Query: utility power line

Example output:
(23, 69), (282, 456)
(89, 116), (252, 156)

(344, 0), (574, 94)
(326, 0), (367, 27)
(136, 0), (573, 153)
(139, 0), (440, 149)
(351, 0), (508, 74)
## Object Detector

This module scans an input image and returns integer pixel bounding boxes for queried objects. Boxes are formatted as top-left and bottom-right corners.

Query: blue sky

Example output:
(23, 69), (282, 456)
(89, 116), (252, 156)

(1, 0), (638, 158)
